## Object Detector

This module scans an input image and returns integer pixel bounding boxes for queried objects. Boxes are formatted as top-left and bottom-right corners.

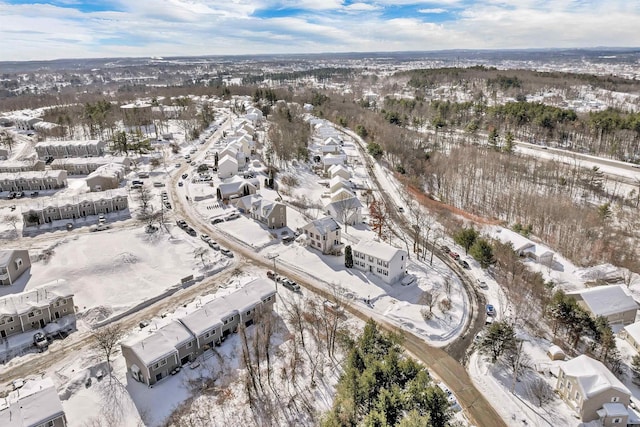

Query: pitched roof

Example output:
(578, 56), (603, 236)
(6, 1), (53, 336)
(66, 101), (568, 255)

(122, 330), (178, 366)
(179, 278), (276, 337)
(0, 249), (27, 267)
(0, 378), (65, 427)
(624, 321), (640, 343)
(561, 354), (630, 398)
(353, 239), (407, 262)
(306, 216), (341, 236)
(325, 195), (362, 211)
(0, 170), (66, 180)
(0, 279), (73, 316)
(574, 285), (638, 317)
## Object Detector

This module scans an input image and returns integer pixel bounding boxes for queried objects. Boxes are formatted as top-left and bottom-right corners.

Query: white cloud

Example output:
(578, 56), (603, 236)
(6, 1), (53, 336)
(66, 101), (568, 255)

(0, 0), (640, 61)
(418, 8), (447, 14)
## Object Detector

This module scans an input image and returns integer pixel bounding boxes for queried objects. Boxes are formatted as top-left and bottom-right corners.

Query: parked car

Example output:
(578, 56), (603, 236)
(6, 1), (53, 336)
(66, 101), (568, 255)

(98, 213), (105, 222)
(30, 191), (39, 197)
(441, 245), (450, 253)
(220, 247), (233, 257)
(267, 270), (277, 280)
(225, 212), (240, 221)
(486, 304), (496, 316)
(178, 181), (184, 187)
(139, 320), (150, 329)
(164, 202), (172, 209)
(185, 227), (197, 237)
(323, 300), (344, 316)
(153, 181), (165, 187)
(208, 241), (220, 250)
(16, 191), (25, 199)
(90, 223), (111, 232)
(397, 206), (404, 213)
(181, 173), (189, 179)
(459, 259), (470, 269)
(33, 332), (48, 349)
(7, 192), (16, 199)
(476, 279), (488, 289)
(176, 220), (188, 229)
(211, 217), (224, 225)
(200, 234), (211, 243)
(449, 251), (460, 260)
(281, 279), (301, 292)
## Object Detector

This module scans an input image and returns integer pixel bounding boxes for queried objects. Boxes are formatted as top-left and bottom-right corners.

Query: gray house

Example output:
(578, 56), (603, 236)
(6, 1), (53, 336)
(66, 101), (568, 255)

(0, 170), (67, 192)
(0, 160), (45, 173)
(302, 216), (343, 255)
(0, 279), (75, 340)
(120, 320), (192, 386)
(122, 278), (277, 386)
(0, 378), (67, 427)
(557, 355), (632, 425)
(232, 195), (287, 229)
(0, 249), (31, 286)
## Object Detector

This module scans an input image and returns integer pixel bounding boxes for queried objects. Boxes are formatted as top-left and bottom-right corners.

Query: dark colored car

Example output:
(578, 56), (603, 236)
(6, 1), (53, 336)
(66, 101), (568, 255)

(181, 173), (189, 179)
(186, 227), (197, 237)
(441, 245), (450, 253)
(459, 259), (470, 269)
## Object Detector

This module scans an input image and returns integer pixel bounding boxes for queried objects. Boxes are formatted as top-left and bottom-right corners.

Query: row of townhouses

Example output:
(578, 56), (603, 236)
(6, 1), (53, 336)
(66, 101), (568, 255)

(0, 159), (45, 174)
(0, 249), (31, 286)
(21, 188), (129, 226)
(0, 279), (75, 340)
(0, 170), (67, 192)
(50, 156), (133, 175)
(121, 278), (277, 386)
(35, 139), (106, 159)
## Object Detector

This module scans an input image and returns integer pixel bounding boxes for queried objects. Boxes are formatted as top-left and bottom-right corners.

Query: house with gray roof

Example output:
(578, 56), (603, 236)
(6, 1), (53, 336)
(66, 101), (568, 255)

(0, 378), (67, 427)
(232, 195), (287, 229)
(302, 216), (343, 255)
(569, 285), (638, 327)
(0, 170), (67, 192)
(556, 354), (632, 424)
(122, 278), (276, 386)
(0, 249), (31, 286)
(35, 139), (105, 159)
(0, 279), (75, 340)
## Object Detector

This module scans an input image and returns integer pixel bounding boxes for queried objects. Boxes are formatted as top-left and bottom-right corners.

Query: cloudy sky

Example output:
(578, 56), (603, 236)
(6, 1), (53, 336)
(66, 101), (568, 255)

(1, 0), (639, 61)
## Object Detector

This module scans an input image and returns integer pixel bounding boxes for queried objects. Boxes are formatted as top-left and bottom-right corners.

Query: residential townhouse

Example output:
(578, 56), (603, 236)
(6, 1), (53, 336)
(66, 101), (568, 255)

(328, 164), (350, 180)
(0, 279), (75, 340)
(232, 195), (287, 229)
(50, 156), (133, 175)
(0, 160), (45, 174)
(121, 278), (277, 386)
(0, 249), (31, 286)
(325, 195), (363, 226)
(0, 170), (67, 192)
(121, 321), (193, 386)
(556, 355), (633, 425)
(621, 321), (640, 352)
(35, 139), (106, 159)
(302, 216), (343, 255)
(568, 285), (638, 327)
(21, 188), (129, 226)
(218, 154), (239, 179)
(85, 163), (126, 191)
(352, 240), (408, 285)
(0, 378), (67, 427)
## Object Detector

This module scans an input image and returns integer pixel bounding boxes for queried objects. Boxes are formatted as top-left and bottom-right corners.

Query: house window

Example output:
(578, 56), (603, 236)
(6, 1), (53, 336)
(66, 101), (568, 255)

(14, 258), (23, 269)
(28, 312), (35, 318)
(186, 342), (193, 349)
(205, 332), (210, 338)
(567, 382), (572, 390)
(574, 392), (580, 401)
(63, 308), (67, 313)
(246, 311), (251, 316)
(612, 397), (620, 403)
(267, 296), (272, 301)
(613, 419), (622, 424)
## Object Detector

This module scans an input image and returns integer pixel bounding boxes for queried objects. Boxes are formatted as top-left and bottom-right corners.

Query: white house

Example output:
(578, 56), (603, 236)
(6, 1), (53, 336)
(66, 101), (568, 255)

(352, 239), (408, 285)
(325, 196), (363, 225)
(328, 164), (350, 180)
(516, 242), (555, 265)
(569, 285), (638, 327)
(322, 153), (346, 171)
(302, 216), (343, 255)
(329, 176), (351, 194)
(621, 321), (640, 352)
(218, 154), (239, 179)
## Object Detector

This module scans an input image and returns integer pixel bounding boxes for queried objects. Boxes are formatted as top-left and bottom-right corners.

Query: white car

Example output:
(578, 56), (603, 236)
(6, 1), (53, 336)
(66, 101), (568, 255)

(200, 234), (211, 243)
(225, 212), (240, 221)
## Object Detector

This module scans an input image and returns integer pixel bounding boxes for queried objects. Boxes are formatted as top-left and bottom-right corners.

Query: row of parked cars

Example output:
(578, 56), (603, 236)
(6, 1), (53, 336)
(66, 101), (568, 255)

(266, 271), (301, 292)
(6, 191), (38, 199)
(200, 234), (233, 257)
(176, 219), (197, 237)
(440, 245), (470, 269)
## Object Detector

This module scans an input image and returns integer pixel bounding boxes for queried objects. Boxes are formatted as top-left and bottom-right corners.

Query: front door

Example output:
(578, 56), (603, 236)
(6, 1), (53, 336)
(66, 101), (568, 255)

(39, 319), (45, 328)
(1, 330), (6, 338)
(155, 373), (162, 382)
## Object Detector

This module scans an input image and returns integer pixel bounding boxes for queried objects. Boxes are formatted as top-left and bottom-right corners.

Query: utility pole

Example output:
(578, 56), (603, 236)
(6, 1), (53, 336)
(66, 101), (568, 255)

(267, 253), (280, 290)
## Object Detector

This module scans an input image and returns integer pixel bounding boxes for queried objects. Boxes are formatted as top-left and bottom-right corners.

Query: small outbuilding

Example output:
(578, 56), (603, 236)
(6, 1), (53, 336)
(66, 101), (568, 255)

(546, 345), (566, 361)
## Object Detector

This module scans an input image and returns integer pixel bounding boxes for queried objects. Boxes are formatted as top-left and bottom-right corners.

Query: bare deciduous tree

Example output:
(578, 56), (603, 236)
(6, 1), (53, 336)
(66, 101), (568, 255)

(528, 377), (554, 408)
(91, 324), (125, 384)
